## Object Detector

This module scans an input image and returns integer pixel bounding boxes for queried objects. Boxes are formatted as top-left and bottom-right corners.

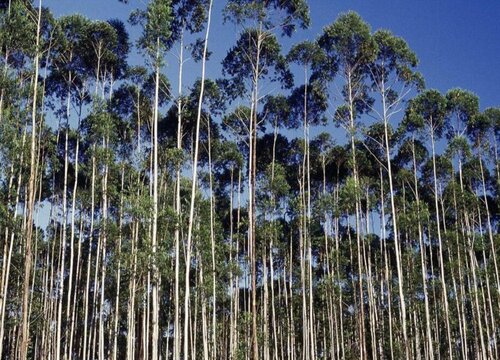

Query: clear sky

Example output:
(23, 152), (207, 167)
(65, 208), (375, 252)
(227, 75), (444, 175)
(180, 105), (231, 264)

(43, 0), (500, 110)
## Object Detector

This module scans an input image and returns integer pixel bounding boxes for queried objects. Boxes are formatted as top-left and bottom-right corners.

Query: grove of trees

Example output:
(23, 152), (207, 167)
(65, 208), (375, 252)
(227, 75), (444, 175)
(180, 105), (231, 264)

(0, 0), (498, 359)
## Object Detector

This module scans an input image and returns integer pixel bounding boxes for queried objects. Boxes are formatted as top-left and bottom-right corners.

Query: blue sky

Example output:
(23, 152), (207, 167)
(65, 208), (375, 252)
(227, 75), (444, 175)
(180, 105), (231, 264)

(44, 0), (500, 110)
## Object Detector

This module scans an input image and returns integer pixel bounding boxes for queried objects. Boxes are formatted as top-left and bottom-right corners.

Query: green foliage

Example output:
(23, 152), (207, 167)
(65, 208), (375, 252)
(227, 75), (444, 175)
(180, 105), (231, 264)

(371, 29), (423, 89)
(468, 111), (492, 146)
(288, 81), (328, 126)
(287, 40), (325, 69)
(222, 28), (292, 99)
(171, 0), (211, 36)
(318, 11), (377, 73)
(403, 89), (448, 137)
(130, 0), (172, 63)
(0, 1), (37, 59)
(224, 0), (310, 36)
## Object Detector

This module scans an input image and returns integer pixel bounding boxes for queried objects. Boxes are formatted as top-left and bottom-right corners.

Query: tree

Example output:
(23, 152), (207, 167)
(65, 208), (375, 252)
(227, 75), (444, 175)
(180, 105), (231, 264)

(20, 1), (43, 358)
(287, 40), (327, 360)
(318, 12), (377, 358)
(404, 89), (454, 357)
(222, 2), (308, 357)
(367, 28), (423, 358)
(131, 1), (172, 357)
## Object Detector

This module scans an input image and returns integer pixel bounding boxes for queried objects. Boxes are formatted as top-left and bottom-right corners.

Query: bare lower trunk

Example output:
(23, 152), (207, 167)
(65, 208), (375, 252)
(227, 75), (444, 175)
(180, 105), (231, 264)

(184, 4), (213, 357)
(20, 3), (43, 357)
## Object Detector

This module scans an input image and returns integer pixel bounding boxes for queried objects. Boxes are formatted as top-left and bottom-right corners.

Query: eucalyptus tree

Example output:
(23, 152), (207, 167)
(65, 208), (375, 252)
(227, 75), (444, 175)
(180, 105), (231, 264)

(0, 1), (41, 356)
(109, 75), (165, 355)
(403, 90), (454, 357)
(209, 139), (244, 359)
(222, 2), (309, 357)
(195, 79), (225, 360)
(72, 18), (129, 360)
(0, 0), (39, 124)
(45, 14), (94, 359)
(166, 3), (215, 356)
(443, 89), (488, 357)
(317, 12), (377, 358)
(367, 29), (423, 357)
(103, 86), (168, 357)
(287, 40), (327, 360)
(20, 1), (44, 358)
(222, 30), (292, 351)
(358, 123), (390, 358)
(445, 89), (478, 214)
(394, 133), (433, 359)
(130, 1), (172, 357)
(309, 132), (337, 356)
(256, 93), (295, 360)
(182, 1), (215, 354)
